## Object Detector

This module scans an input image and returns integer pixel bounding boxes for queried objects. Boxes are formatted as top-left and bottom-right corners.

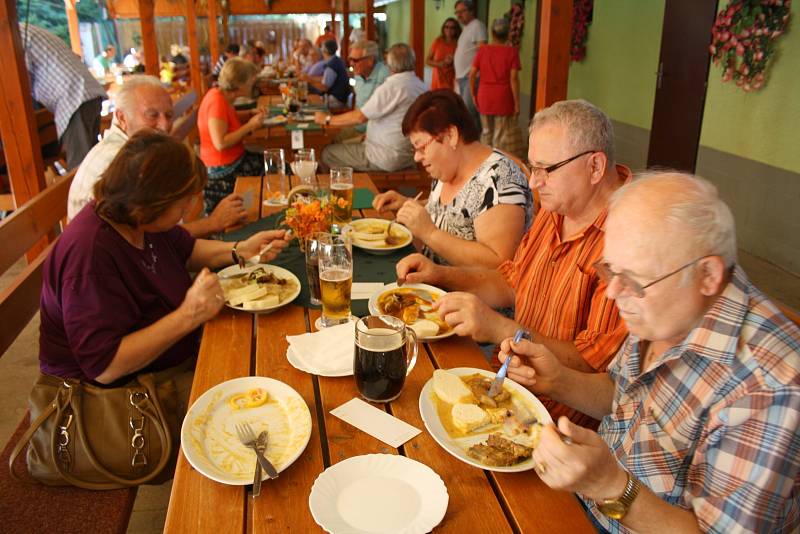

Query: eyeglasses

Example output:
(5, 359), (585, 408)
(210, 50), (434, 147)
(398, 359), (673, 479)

(529, 150), (595, 182)
(444, 25), (459, 29)
(594, 255), (714, 298)
(454, 8), (468, 14)
(348, 56), (370, 64)
(411, 136), (438, 155)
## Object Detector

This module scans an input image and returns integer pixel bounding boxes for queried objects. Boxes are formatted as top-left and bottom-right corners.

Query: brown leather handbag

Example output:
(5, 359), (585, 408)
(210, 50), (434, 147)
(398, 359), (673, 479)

(9, 361), (193, 490)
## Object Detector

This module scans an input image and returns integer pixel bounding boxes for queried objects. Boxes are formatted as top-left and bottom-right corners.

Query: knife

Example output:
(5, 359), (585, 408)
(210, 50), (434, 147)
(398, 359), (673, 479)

(255, 430), (279, 479)
(487, 328), (530, 398)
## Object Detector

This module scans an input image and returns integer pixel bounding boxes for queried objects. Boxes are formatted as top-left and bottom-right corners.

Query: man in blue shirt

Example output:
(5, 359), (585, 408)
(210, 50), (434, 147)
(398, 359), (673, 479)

(335, 39), (390, 142)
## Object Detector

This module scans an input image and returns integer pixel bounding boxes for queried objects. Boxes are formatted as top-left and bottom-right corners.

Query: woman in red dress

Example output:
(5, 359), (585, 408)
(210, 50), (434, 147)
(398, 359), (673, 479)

(426, 18), (460, 91)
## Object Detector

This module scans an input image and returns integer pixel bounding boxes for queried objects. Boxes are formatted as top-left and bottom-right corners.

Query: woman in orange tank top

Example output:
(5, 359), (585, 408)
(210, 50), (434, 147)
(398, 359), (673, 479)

(426, 18), (460, 91)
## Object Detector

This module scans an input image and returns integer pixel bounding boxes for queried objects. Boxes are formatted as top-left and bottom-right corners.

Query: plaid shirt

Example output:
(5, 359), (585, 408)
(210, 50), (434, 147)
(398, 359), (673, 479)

(19, 24), (106, 137)
(584, 266), (800, 533)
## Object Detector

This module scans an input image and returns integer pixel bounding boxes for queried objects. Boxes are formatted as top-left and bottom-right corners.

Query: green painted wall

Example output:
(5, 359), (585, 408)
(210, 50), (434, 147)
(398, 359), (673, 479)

(566, 0), (665, 130)
(699, 20), (800, 174)
(385, 0), (411, 48)
(424, 1), (452, 63)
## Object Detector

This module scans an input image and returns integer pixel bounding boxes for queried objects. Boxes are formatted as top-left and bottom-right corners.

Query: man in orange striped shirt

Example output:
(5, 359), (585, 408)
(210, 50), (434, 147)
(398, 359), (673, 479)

(397, 99), (630, 428)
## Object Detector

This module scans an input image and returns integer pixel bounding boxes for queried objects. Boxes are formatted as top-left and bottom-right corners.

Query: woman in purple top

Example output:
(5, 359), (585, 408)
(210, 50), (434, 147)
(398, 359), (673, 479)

(39, 132), (289, 386)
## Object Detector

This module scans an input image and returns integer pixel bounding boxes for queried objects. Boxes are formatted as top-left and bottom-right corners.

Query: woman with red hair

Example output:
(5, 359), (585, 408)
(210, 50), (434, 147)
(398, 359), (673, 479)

(372, 89), (533, 269)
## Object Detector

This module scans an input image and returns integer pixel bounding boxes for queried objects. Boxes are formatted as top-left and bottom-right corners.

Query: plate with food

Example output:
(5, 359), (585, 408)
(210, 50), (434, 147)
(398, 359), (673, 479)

(344, 218), (413, 254)
(263, 114), (288, 126)
(181, 376), (312, 485)
(368, 283), (454, 341)
(218, 264), (301, 312)
(418, 368), (552, 472)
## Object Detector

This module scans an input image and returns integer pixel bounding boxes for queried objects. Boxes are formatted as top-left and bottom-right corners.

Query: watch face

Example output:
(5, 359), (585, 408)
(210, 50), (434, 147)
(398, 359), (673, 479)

(598, 501), (627, 520)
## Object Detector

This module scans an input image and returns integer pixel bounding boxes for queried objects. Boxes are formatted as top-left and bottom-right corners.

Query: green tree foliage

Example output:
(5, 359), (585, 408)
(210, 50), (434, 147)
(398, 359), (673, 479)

(16, 0), (69, 43)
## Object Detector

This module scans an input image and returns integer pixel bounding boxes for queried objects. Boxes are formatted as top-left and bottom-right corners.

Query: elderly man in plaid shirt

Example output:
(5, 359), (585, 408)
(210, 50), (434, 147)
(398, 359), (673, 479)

(501, 172), (800, 533)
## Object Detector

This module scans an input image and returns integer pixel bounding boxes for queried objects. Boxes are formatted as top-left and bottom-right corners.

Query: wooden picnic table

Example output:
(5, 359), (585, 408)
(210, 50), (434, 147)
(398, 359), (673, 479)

(164, 173), (595, 534)
(243, 94), (341, 158)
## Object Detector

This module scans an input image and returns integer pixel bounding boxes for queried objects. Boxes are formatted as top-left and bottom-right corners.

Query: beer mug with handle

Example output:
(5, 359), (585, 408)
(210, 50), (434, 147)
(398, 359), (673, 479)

(354, 315), (418, 402)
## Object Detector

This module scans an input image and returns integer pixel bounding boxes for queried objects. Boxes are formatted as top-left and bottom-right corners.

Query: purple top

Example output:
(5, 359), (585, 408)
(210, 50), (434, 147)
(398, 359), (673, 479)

(39, 204), (199, 383)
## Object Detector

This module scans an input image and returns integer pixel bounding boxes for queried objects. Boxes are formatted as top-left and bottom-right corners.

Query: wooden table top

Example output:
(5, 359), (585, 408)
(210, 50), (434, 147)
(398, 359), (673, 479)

(164, 174), (595, 534)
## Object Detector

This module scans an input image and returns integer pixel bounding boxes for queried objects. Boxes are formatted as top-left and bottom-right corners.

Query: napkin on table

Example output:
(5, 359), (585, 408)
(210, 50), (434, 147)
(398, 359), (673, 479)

(286, 322), (354, 375)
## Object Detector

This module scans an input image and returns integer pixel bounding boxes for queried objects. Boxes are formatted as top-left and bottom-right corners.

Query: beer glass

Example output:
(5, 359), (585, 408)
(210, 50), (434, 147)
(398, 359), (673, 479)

(304, 232), (330, 306)
(297, 80), (309, 105)
(330, 167), (354, 226)
(318, 234), (352, 327)
(263, 149), (288, 205)
(354, 316), (418, 402)
(290, 148), (317, 187)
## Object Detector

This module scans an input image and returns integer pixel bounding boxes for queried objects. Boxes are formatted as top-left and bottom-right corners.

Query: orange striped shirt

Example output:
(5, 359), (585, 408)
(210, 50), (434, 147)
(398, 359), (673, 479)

(497, 167), (630, 428)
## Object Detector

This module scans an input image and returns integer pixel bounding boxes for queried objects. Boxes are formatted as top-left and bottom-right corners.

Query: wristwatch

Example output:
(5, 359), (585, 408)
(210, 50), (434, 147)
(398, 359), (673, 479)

(596, 471), (641, 520)
(231, 241), (242, 266)
(325, 114), (332, 126)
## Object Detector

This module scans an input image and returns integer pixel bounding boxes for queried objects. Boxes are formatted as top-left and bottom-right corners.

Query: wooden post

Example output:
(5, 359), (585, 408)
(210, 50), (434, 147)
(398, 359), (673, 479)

(185, 0), (202, 95)
(138, 0), (159, 76)
(221, 3), (229, 48)
(207, 0), (220, 72)
(365, 0), (374, 42)
(535, 0), (572, 111)
(0, 0), (48, 258)
(64, 0), (82, 56)
(410, 0), (424, 78)
(342, 0), (349, 59)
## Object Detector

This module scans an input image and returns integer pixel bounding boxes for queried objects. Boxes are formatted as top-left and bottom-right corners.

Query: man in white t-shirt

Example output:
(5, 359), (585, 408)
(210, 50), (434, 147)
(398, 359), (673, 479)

(68, 75), (246, 237)
(314, 43), (427, 172)
(453, 0), (486, 131)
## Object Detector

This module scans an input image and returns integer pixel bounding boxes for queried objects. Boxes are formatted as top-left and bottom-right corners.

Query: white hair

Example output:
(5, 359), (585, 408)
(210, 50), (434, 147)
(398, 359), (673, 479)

(529, 99), (615, 165)
(386, 43), (416, 73)
(351, 39), (379, 59)
(610, 172), (738, 268)
(115, 75), (165, 115)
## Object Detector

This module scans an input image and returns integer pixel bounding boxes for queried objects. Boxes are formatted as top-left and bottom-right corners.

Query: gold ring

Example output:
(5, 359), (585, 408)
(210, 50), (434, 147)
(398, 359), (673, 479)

(535, 461), (547, 475)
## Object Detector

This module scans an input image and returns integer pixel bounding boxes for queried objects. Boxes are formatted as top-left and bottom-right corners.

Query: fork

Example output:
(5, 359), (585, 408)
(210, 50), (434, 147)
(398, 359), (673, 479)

(235, 423), (279, 486)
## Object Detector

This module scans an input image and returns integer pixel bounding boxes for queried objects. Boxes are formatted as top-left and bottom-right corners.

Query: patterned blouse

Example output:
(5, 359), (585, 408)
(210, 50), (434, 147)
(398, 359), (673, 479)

(423, 150), (533, 265)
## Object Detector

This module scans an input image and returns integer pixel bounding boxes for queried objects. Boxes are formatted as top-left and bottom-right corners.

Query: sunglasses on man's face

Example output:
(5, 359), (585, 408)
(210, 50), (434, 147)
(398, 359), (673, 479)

(349, 56), (370, 63)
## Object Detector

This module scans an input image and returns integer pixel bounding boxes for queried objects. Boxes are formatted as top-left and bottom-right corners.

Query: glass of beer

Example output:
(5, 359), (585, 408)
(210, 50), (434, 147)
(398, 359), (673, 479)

(318, 234), (353, 327)
(330, 166), (354, 226)
(263, 149), (288, 205)
(354, 315), (418, 402)
(304, 232), (330, 306)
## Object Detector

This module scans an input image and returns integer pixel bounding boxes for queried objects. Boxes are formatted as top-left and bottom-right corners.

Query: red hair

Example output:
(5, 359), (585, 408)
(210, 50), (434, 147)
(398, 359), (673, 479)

(401, 89), (480, 143)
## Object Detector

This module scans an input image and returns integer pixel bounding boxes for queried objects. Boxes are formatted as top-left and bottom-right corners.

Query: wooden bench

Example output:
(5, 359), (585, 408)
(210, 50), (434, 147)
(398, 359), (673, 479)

(368, 164), (432, 196)
(0, 169), (137, 534)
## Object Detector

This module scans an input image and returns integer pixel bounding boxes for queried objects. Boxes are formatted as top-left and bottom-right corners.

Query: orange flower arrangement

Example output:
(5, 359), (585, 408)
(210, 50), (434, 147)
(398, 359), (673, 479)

(282, 197), (332, 246)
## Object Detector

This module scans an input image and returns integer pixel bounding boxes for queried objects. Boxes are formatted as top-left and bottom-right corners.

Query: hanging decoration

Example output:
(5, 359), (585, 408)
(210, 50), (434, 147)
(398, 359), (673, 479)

(507, 1), (525, 48)
(571, 0), (594, 62)
(709, 0), (792, 92)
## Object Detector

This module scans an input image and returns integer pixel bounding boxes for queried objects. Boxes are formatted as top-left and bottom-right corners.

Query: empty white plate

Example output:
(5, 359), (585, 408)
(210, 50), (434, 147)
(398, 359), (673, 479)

(309, 454), (448, 534)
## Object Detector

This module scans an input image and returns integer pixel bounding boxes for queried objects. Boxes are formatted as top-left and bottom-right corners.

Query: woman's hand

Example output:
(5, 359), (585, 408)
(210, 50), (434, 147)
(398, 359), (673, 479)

(239, 230), (290, 263)
(246, 110), (265, 131)
(179, 268), (224, 328)
(372, 190), (408, 212)
(498, 337), (563, 395)
(396, 199), (436, 241)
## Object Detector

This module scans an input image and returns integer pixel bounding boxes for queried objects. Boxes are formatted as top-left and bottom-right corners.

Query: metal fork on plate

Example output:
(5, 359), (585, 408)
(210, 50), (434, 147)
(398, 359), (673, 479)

(235, 423), (279, 497)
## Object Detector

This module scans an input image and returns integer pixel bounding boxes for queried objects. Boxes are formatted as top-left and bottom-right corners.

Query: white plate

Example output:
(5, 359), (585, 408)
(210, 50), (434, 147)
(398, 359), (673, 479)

(368, 283), (456, 341)
(418, 367), (552, 473)
(181, 376), (312, 485)
(286, 345), (353, 377)
(309, 454), (448, 534)
(344, 218), (413, 254)
(264, 115), (288, 126)
(217, 263), (301, 313)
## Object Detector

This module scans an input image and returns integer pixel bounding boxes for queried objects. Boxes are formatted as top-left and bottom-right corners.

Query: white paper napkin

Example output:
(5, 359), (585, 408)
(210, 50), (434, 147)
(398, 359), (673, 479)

(286, 322), (354, 375)
(352, 282), (385, 300)
(331, 398), (421, 448)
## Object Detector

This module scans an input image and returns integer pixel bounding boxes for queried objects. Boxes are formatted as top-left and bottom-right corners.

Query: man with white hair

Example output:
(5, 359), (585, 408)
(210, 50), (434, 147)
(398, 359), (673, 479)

(68, 76), (246, 237)
(397, 99), (630, 429)
(315, 43), (426, 172)
(501, 172), (800, 533)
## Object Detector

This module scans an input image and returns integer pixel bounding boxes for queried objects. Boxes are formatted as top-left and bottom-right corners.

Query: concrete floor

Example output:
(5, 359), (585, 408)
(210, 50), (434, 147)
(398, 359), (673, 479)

(0, 250), (798, 533)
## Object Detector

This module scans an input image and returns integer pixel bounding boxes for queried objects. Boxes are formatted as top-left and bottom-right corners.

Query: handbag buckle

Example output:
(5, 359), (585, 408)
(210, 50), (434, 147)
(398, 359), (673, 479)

(57, 412), (74, 470)
(129, 391), (149, 407)
(130, 415), (148, 470)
